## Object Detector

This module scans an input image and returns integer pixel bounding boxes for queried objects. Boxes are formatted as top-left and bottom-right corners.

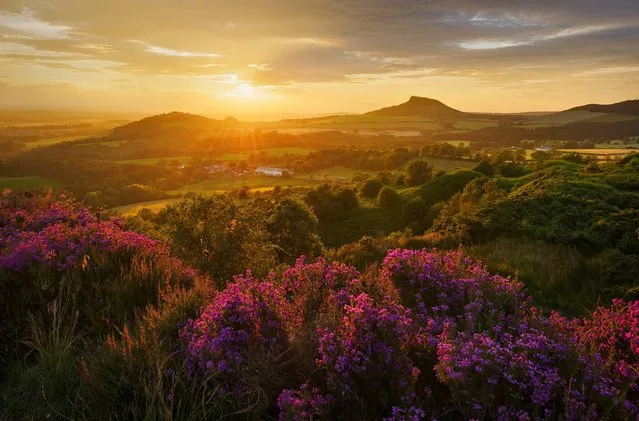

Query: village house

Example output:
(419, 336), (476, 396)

(255, 166), (288, 177)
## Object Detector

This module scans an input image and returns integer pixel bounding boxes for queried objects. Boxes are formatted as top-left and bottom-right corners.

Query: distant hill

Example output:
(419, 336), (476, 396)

(109, 112), (236, 140)
(366, 96), (464, 117)
(568, 100), (639, 116)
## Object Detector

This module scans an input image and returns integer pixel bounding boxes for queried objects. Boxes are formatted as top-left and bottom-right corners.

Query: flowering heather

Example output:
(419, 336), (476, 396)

(176, 250), (638, 419)
(280, 293), (422, 419)
(180, 272), (290, 397)
(0, 193), (159, 271)
(0, 193), (201, 352)
(381, 248), (529, 342)
(277, 384), (333, 420)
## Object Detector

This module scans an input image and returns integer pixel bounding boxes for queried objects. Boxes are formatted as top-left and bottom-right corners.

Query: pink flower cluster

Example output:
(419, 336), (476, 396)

(179, 272), (290, 396)
(0, 193), (159, 271)
(178, 250), (639, 419)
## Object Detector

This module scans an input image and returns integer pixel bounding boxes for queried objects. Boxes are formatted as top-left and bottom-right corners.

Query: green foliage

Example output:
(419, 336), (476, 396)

(359, 178), (383, 198)
(162, 195), (277, 287)
(401, 169), (483, 208)
(377, 186), (403, 211)
(404, 159), (433, 187)
(267, 197), (325, 264)
(473, 160), (494, 177)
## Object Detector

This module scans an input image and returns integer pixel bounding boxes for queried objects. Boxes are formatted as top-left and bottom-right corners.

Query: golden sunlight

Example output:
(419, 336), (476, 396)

(232, 83), (257, 99)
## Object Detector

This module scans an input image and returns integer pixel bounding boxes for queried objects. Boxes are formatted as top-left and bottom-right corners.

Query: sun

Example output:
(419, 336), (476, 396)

(233, 83), (256, 99)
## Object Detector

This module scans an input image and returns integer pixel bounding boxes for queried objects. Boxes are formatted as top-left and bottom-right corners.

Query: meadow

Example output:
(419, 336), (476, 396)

(0, 176), (61, 190)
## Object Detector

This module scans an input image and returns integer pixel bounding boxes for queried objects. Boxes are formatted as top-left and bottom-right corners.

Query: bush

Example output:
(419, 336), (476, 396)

(359, 178), (383, 198)
(0, 193), (199, 364)
(405, 160), (433, 187)
(378, 186), (403, 211)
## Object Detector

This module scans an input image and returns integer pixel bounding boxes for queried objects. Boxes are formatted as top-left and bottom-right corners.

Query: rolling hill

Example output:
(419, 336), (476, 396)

(366, 96), (464, 117)
(568, 99), (639, 116)
(109, 111), (237, 140)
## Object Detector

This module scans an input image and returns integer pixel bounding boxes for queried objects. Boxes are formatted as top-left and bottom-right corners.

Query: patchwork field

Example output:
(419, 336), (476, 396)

(0, 176), (61, 190)
(558, 149), (636, 155)
(216, 147), (316, 161)
(168, 174), (323, 195)
(111, 198), (183, 217)
(116, 156), (193, 166)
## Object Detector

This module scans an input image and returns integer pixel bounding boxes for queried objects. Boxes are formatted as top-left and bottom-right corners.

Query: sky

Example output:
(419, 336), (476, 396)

(0, 0), (638, 119)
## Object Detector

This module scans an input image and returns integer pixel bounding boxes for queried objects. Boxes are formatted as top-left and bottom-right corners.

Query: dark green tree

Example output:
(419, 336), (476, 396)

(378, 186), (403, 211)
(359, 178), (383, 198)
(267, 197), (324, 264)
(162, 195), (276, 287)
(405, 160), (433, 187)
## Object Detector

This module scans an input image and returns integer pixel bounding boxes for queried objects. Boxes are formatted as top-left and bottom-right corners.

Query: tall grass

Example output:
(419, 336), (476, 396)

(466, 237), (594, 313)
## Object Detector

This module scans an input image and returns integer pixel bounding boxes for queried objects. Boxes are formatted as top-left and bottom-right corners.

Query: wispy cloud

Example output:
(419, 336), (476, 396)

(0, 7), (73, 40)
(272, 37), (341, 47)
(575, 66), (639, 77)
(458, 23), (629, 50)
(130, 40), (222, 58)
(0, 41), (79, 57)
(248, 63), (273, 71)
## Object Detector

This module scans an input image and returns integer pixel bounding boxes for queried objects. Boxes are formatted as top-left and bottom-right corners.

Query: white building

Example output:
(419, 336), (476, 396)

(255, 166), (286, 177)
(206, 164), (227, 174)
(535, 146), (552, 152)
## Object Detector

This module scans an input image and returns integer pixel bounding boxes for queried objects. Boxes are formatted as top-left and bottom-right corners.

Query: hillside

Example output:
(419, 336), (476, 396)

(569, 99), (639, 116)
(109, 111), (234, 140)
(366, 96), (464, 117)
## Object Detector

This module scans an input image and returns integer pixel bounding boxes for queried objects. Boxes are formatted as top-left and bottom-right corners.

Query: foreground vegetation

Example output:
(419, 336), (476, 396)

(0, 192), (637, 420)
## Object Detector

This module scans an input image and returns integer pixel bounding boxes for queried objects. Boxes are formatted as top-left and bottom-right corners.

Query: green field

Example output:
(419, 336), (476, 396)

(74, 140), (128, 149)
(111, 198), (183, 217)
(301, 115), (441, 130)
(116, 156), (192, 166)
(441, 140), (471, 147)
(306, 167), (373, 182)
(168, 174), (323, 195)
(453, 120), (497, 130)
(419, 157), (476, 172)
(23, 137), (80, 148)
(216, 147), (316, 161)
(0, 176), (60, 190)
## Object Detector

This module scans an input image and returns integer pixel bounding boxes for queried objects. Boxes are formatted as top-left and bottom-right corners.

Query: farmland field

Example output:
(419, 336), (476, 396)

(558, 148), (636, 155)
(111, 198), (183, 217)
(453, 119), (497, 130)
(305, 167), (374, 181)
(418, 157), (477, 172)
(168, 173), (323, 195)
(116, 156), (192, 166)
(441, 140), (471, 147)
(216, 147), (315, 161)
(0, 176), (60, 190)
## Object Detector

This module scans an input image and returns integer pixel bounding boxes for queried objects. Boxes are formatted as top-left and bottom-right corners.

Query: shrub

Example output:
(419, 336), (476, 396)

(405, 160), (433, 187)
(0, 192), (198, 364)
(378, 186), (403, 211)
(359, 178), (383, 198)
(179, 272), (291, 412)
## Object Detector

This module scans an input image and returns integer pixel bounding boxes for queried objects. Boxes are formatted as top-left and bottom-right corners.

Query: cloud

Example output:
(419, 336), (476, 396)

(248, 63), (273, 71)
(130, 40), (222, 58)
(0, 41), (80, 57)
(575, 66), (639, 77)
(0, 0), (638, 113)
(0, 7), (73, 40)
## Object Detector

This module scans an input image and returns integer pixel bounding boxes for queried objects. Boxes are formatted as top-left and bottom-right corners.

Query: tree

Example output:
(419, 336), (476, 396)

(267, 197), (324, 264)
(359, 178), (383, 198)
(473, 160), (494, 177)
(378, 186), (403, 211)
(163, 195), (276, 287)
(405, 160), (433, 187)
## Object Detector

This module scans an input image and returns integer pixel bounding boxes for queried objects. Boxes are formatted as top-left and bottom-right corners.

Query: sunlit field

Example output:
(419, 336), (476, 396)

(0, 176), (61, 190)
